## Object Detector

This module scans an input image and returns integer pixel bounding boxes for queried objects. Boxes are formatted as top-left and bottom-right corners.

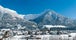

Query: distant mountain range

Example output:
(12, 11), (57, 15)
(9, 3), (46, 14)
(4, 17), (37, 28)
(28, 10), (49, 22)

(24, 10), (76, 28)
(0, 5), (76, 30)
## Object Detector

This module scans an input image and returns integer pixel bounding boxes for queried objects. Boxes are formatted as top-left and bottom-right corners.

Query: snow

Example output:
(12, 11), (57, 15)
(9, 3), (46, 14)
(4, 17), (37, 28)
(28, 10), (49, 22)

(1, 29), (10, 31)
(0, 5), (24, 19)
(24, 14), (40, 20)
(69, 33), (76, 37)
(13, 35), (25, 38)
(60, 34), (69, 40)
(41, 35), (50, 40)
(43, 25), (66, 28)
(2, 35), (76, 40)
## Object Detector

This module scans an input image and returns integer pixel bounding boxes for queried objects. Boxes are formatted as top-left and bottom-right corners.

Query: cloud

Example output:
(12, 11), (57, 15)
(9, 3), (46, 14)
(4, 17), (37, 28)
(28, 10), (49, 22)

(0, 5), (24, 19)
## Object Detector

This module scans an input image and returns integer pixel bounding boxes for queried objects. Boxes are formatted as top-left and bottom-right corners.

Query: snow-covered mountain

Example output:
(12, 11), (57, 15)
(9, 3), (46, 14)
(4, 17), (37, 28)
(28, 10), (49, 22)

(24, 14), (40, 20)
(0, 5), (38, 30)
(0, 6), (25, 19)
(0, 5), (76, 30)
(27, 10), (76, 28)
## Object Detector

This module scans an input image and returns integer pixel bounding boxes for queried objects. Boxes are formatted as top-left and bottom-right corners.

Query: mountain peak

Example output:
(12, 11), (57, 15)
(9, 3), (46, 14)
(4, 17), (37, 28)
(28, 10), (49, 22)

(41, 9), (58, 16)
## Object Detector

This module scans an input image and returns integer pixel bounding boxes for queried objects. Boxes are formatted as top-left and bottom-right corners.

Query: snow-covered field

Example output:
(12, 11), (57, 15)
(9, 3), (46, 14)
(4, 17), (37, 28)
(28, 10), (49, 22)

(2, 34), (76, 40)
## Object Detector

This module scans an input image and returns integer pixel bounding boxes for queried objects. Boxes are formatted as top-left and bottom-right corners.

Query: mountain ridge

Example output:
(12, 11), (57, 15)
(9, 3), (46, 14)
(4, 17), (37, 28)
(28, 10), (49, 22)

(26, 10), (76, 28)
(0, 5), (76, 30)
(0, 5), (38, 30)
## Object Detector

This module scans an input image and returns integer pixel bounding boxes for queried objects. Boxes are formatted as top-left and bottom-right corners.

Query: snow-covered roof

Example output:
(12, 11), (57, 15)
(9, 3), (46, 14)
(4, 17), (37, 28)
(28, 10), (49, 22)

(14, 35), (25, 38)
(43, 25), (66, 28)
(1, 29), (10, 31)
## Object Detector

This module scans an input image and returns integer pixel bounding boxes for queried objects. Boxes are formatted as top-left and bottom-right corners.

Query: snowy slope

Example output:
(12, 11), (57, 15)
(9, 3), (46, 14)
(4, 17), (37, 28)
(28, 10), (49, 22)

(0, 5), (24, 19)
(24, 14), (40, 20)
(0, 5), (37, 30)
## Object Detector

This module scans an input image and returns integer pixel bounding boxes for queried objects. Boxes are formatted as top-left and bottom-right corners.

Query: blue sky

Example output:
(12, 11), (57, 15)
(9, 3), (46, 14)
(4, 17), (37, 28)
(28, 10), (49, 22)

(0, 0), (76, 19)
